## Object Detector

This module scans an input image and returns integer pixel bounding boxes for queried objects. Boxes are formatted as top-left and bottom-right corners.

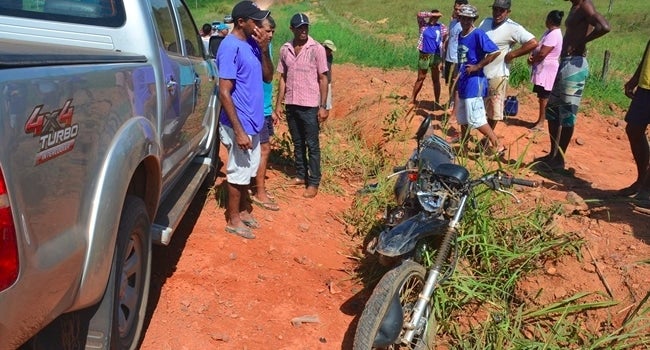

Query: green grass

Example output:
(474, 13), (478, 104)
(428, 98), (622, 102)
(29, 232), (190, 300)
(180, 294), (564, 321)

(190, 0), (648, 111)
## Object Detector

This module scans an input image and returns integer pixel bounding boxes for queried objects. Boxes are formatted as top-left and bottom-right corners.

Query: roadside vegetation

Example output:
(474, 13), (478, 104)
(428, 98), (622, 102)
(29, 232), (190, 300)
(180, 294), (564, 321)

(193, 0), (648, 112)
(193, 0), (650, 347)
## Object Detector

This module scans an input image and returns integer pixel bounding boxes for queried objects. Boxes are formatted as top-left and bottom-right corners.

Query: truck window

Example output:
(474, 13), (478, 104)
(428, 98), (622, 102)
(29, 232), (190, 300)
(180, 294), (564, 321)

(173, 0), (203, 59)
(0, 0), (126, 27)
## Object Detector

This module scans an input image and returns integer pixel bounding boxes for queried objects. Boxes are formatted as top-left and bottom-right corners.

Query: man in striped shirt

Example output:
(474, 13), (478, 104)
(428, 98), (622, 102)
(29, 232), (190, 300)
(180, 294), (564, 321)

(412, 9), (448, 107)
(274, 13), (329, 198)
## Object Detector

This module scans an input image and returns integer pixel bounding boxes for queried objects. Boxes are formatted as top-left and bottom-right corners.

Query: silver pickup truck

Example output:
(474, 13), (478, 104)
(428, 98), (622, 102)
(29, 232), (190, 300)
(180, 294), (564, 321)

(0, 0), (219, 348)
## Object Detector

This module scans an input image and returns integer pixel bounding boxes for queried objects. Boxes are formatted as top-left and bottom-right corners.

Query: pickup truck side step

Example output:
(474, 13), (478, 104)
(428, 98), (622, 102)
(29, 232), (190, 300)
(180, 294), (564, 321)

(151, 156), (214, 245)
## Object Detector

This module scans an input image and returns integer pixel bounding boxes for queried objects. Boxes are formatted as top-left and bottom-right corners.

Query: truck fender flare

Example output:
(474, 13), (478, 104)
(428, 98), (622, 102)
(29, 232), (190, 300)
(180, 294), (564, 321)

(74, 116), (161, 309)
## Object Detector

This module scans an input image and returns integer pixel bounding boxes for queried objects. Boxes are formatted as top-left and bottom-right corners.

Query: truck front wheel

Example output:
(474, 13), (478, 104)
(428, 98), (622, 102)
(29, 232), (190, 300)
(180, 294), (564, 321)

(85, 195), (152, 349)
(22, 195), (152, 350)
(104, 195), (152, 349)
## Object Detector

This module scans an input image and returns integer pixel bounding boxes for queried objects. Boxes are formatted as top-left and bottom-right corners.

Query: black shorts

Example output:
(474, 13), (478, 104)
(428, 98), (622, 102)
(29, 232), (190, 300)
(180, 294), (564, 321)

(532, 84), (551, 99)
(625, 87), (650, 126)
(444, 61), (458, 87)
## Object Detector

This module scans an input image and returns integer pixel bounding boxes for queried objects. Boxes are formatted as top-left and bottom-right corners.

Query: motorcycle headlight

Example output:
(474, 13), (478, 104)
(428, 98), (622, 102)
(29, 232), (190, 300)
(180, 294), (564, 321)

(416, 190), (446, 213)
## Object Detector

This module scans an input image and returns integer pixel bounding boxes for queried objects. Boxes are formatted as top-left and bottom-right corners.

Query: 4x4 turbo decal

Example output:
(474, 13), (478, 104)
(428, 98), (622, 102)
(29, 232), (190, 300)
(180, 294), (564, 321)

(24, 99), (79, 165)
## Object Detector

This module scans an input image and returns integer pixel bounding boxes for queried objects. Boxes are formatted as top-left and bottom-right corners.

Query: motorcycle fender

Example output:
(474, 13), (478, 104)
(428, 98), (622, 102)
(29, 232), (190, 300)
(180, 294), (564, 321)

(375, 212), (447, 257)
(373, 290), (404, 347)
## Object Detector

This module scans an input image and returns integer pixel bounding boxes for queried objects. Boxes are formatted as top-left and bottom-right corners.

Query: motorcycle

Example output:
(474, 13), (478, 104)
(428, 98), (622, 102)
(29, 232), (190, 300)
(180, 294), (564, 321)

(353, 116), (538, 349)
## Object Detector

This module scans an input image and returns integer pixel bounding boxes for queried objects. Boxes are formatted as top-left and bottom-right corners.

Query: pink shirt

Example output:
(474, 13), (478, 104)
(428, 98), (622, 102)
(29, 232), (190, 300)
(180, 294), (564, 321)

(532, 28), (563, 91)
(277, 36), (329, 107)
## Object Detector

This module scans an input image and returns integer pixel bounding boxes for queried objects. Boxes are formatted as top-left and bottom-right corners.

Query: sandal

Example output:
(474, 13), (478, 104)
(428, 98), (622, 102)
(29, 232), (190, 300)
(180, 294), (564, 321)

(633, 189), (650, 200)
(617, 183), (640, 197)
(225, 225), (256, 239)
(251, 195), (280, 211)
(241, 217), (261, 229)
(485, 146), (506, 157)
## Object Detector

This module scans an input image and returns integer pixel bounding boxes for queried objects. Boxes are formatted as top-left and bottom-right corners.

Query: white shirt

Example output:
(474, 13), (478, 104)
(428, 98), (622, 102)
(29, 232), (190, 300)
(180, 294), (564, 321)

(478, 17), (535, 79)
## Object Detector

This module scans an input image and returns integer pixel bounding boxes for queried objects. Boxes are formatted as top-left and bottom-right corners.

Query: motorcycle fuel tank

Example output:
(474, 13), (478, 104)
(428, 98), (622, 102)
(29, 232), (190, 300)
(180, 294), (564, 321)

(374, 212), (447, 257)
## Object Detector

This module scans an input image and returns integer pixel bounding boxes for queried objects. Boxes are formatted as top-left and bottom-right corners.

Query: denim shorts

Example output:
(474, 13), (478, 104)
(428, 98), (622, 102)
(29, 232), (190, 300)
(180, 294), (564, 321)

(259, 115), (274, 144)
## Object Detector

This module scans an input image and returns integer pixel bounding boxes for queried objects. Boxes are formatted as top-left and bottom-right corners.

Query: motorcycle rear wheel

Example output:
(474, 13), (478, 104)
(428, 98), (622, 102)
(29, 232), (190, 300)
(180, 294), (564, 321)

(353, 261), (435, 350)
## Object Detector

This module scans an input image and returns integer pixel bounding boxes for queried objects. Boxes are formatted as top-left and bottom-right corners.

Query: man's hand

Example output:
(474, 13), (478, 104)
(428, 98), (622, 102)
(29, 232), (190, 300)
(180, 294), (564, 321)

(464, 64), (479, 74)
(624, 81), (637, 99)
(252, 26), (271, 50)
(318, 107), (329, 123)
(272, 109), (283, 125)
(235, 131), (252, 150)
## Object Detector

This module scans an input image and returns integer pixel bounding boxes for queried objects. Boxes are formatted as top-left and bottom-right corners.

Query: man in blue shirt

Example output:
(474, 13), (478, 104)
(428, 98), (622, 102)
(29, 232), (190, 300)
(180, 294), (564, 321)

(455, 4), (503, 156)
(412, 9), (447, 106)
(217, 1), (273, 239)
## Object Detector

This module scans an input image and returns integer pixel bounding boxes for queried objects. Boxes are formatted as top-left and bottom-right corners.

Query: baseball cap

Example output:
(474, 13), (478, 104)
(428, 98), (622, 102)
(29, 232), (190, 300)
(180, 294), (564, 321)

(490, 0), (511, 9)
(290, 13), (310, 28)
(231, 1), (270, 21)
(216, 23), (229, 31)
(458, 4), (478, 18)
(322, 39), (337, 52)
(430, 9), (443, 17)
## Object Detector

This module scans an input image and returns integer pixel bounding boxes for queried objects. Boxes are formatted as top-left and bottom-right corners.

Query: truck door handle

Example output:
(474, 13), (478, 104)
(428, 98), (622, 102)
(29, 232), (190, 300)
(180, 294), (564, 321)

(166, 78), (177, 94)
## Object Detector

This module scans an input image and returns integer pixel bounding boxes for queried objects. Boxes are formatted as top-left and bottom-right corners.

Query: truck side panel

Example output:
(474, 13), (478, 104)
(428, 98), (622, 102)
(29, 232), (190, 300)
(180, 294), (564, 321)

(0, 61), (158, 348)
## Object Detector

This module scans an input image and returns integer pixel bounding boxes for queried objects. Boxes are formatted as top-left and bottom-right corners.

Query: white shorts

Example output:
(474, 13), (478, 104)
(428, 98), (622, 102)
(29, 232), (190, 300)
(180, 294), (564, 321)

(219, 124), (260, 185)
(457, 97), (488, 129)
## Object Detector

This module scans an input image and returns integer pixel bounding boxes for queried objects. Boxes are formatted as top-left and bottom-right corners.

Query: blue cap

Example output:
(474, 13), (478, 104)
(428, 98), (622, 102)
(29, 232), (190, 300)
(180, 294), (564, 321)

(216, 23), (229, 31)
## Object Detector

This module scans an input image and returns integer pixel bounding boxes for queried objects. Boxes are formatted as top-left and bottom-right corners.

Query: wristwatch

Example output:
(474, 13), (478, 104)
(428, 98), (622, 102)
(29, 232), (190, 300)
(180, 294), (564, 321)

(320, 104), (327, 109)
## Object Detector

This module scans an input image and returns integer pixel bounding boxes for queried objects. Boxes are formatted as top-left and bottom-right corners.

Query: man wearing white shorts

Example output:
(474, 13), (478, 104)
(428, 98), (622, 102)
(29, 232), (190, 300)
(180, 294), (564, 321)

(456, 5), (503, 155)
(457, 96), (488, 129)
(219, 124), (261, 185)
(216, 1), (273, 239)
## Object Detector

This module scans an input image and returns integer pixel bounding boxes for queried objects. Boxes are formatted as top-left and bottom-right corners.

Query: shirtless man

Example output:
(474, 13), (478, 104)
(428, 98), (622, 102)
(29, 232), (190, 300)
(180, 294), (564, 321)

(535, 0), (610, 170)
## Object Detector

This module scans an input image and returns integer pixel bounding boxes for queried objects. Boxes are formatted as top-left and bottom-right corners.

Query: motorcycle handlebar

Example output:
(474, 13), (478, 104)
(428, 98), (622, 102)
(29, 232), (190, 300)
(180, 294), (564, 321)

(480, 172), (540, 190)
(510, 177), (539, 188)
(393, 165), (407, 173)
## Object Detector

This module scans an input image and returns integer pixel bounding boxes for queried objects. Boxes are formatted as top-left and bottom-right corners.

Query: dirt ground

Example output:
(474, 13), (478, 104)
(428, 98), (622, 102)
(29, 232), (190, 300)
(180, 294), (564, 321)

(139, 63), (650, 349)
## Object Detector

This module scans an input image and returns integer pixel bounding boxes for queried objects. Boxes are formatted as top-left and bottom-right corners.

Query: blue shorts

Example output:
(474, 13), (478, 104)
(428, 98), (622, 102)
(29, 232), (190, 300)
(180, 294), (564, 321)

(624, 87), (650, 126)
(258, 115), (274, 144)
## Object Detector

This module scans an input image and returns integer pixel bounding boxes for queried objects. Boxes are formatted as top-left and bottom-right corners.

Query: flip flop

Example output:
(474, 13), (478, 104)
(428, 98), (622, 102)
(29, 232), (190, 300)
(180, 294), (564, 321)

(225, 225), (255, 239)
(617, 183), (640, 197)
(251, 195), (280, 211)
(485, 146), (506, 158)
(241, 217), (261, 229)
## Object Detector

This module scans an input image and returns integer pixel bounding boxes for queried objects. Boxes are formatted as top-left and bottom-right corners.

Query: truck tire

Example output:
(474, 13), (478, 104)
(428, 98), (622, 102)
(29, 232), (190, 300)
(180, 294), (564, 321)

(103, 195), (152, 349)
(353, 261), (435, 350)
(21, 196), (151, 350)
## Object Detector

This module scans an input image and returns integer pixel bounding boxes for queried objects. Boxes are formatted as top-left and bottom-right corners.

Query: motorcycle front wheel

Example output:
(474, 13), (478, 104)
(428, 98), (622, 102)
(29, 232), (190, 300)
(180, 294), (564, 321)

(353, 261), (435, 350)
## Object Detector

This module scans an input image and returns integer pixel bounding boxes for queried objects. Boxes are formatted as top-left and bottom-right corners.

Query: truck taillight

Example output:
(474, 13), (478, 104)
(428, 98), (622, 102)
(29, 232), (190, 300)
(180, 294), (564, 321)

(0, 169), (19, 291)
